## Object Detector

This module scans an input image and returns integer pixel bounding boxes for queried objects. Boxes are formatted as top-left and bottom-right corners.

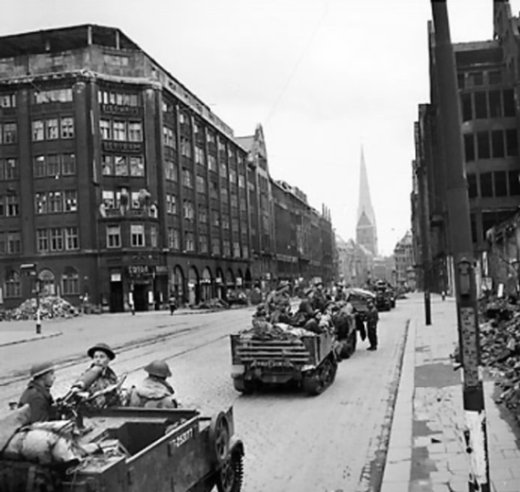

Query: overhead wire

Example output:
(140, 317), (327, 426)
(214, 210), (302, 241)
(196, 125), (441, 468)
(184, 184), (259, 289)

(264, 0), (330, 124)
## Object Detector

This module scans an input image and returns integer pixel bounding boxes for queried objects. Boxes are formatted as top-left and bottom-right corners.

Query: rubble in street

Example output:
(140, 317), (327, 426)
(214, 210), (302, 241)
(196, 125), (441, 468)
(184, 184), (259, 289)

(3, 296), (79, 321)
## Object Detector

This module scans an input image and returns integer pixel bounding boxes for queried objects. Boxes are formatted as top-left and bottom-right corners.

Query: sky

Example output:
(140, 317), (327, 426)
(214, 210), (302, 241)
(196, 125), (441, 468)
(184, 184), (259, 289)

(3, 0), (520, 255)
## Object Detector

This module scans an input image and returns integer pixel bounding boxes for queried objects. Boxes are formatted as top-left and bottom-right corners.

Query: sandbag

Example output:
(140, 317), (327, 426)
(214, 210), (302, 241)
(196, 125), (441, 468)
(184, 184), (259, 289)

(0, 404), (31, 452)
(2, 420), (82, 465)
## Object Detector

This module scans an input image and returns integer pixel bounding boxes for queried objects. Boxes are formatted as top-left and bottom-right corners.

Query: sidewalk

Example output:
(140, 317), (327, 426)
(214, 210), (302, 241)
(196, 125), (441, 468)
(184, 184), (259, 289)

(381, 294), (520, 492)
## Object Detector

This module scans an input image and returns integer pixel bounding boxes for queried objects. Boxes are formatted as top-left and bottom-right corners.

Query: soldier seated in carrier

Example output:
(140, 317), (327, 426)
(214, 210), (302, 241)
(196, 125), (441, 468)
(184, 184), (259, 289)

(128, 360), (178, 409)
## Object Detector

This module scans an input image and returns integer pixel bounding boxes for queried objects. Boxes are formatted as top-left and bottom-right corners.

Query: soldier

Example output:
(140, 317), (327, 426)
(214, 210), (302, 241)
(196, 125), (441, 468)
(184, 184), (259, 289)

(365, 299), (380, 351)
(72, 342), (120, 408)
(128, 360), (177, 408)
(18, 361), (56, 423)
(266, 281), (291, 323)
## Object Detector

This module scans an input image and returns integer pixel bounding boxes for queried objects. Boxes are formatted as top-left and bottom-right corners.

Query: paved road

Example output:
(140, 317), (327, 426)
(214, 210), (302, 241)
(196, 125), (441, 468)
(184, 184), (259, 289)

(0, 301), (412, 491)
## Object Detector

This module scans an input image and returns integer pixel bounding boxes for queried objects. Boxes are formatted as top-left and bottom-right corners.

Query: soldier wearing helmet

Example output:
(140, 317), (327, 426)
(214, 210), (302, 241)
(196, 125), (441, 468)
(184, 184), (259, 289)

(18, 361), (57, 423)
(128, 360), (177, 409)
(71, 342), (120, 409)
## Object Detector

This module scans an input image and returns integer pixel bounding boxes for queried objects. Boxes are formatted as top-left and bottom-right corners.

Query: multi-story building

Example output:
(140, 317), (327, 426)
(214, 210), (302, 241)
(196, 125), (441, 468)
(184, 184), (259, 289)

(236, 125), (276, 290)
(271, 180), (335, 286)
(413, 3), (520, 293)
(0, 24), (255, 311)
(393, 230), (416, 289)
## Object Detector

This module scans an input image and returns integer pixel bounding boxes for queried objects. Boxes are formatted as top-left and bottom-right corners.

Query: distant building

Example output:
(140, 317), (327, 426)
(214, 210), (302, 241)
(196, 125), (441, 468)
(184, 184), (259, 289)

(272, 181), (335, 286)
(335, 236), (374, 287)
(356, 147), (378, 256)
(393, 230), (416, 289)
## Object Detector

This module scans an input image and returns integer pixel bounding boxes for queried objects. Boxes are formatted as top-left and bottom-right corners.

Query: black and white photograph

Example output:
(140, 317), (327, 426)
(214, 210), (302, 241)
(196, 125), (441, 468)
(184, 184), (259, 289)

(0, 1), (520, 491)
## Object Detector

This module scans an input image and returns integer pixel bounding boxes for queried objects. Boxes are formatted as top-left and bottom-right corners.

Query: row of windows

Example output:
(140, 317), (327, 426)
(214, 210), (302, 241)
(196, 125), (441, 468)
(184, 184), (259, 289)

(34, 154), (76, 177)
(467, 171), (520, 199)
(461, 89), (515, 122)
(0, 123), (17, 144)
(34, 89), (73, 104)
(0, 154), (76, 180)
(165, 225), (245, 257)
(3, 268), (81, 298)
(35, 190), (78, 214)
(102, 155), (145, 177)
(101, 188), (156, 212)
(106, 223), (158, 248)
(32, 118), (75, 141)
(36, 227), (80, 252)
(458, 70), (502, 89)
(100, 119), (143, 141)
(98, 90), (140, 107)
(463, 129), (518, 161)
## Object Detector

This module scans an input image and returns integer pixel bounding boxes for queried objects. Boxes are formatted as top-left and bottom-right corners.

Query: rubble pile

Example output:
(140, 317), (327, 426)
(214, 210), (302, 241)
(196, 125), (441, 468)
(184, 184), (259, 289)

(478, 298), (520, 418)
(8, 296), (79, 320)
(192, 298), (229, 310)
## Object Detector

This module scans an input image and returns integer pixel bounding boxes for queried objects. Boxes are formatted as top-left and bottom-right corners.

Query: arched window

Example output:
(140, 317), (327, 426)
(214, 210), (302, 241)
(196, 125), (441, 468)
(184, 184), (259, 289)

(62, 267), (79, 295)
(4, 270), (21, 298)
(38, 269), (56, 296)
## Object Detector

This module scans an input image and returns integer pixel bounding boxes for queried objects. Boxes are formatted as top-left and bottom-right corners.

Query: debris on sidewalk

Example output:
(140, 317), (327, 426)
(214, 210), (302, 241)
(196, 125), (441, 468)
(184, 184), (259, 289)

(478, 296), (520, 419)
(5, 296), (79, 321)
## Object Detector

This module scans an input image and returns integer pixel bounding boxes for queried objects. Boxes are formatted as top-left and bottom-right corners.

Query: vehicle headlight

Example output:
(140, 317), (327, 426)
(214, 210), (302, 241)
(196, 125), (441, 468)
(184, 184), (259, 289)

(231, 365), (245, 376)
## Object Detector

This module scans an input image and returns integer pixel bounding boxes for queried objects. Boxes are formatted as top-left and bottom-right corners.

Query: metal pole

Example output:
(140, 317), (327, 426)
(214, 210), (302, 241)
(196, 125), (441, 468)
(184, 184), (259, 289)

(430, 1), (490, 490)
(35, 289), (41, 335)
(415, 120), (432, 325)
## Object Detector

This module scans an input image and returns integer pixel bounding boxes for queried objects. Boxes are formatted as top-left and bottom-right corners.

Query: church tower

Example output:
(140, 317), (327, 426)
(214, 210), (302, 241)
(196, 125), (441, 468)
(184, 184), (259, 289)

(356, 147), (378, 255)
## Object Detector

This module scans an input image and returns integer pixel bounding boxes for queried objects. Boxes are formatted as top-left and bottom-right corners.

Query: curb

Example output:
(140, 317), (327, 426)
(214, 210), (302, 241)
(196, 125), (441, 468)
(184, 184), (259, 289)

(380, 317), (416, 492)
(0, 331), (62, 348)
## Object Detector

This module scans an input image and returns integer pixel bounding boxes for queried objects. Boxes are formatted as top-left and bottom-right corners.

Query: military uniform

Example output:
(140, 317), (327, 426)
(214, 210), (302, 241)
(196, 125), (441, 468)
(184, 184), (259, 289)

(128, 360), (176, 408)
(366, 304), (379, 350)
(18, 380), (55, 423)
(18, 361), (56, 423)
(129, 376), (176, 408)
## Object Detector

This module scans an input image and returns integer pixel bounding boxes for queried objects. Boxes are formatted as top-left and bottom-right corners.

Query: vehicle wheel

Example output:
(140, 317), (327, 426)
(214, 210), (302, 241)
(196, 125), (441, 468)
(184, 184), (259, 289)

(302, 373), (323, 395)
(232, 377), (255, 394)
(216, 451), (244, 492)
(209, 412), (230, 465)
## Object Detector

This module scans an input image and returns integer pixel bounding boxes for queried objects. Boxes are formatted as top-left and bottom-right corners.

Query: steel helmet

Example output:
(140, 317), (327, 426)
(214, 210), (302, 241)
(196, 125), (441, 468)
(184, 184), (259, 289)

(144, 360), (172, 379)
(30, 361), (55, 379)
(87, 342), (116, 360)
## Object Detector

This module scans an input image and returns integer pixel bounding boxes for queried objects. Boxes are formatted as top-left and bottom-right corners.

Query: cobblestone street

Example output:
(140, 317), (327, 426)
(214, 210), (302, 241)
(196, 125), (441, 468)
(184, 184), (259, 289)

(1, 301), (410, 491)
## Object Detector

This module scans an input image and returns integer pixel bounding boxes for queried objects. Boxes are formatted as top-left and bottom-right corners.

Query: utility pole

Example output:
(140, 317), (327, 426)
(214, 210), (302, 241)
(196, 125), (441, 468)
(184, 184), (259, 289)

(415, 115), (432, 325)
(430, 1), (490, 490)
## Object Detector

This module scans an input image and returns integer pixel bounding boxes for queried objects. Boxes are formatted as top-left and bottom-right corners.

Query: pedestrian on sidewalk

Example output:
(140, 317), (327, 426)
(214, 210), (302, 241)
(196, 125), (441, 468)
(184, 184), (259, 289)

(366, 299), (379, 351)
(168, 293), (178, 315)
(18, 361), (57, 423)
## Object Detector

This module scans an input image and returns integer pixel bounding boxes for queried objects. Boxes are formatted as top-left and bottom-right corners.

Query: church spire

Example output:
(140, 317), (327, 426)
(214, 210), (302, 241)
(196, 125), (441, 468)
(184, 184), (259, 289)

(356, 146), (378, 255)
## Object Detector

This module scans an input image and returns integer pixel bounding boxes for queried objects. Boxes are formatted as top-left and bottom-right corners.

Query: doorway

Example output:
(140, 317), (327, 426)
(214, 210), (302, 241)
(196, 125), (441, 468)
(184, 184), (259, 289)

(110, 281), (124, 313)
(133, 284), (148, 311)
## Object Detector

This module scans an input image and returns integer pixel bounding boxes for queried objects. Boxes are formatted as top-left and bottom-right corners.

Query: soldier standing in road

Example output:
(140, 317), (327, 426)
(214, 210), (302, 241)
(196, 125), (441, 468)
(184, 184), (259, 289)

(18, 361), (57, 423)
(365, 299), (379, 351)
(128, 360), (177, 408)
